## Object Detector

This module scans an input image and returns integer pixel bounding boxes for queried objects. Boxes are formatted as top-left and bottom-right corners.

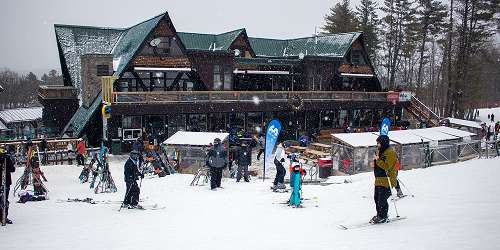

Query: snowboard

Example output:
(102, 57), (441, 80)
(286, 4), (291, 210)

(338, 216), (407, 230)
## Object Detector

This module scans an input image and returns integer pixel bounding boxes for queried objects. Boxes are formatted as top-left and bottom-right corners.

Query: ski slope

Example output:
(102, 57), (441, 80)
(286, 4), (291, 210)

(1, 156), (500, 250)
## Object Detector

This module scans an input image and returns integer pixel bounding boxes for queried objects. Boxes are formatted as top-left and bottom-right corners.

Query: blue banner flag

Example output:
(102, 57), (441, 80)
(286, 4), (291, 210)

(380, 117), (391, 136)
(263, 119), (281, 180)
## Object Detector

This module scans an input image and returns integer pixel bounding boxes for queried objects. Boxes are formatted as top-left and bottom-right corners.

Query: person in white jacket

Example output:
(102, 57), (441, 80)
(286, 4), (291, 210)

(272, 142), (287, 191)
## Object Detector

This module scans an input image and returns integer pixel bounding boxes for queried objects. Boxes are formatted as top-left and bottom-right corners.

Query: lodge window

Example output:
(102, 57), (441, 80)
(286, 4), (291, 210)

(97, 65), (110, 76)
(351, 50), (364, 65)
(122, 116), (142, 141)
(213, 65), (232, 90)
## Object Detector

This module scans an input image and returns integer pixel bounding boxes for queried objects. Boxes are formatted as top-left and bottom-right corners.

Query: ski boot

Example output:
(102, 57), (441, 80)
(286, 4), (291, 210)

(370, 216), (387, 224)
(396, 189), (405, 198)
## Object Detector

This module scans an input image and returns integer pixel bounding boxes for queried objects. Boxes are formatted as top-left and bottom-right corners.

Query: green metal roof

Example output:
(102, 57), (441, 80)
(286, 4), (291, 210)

(62, 93), (102, 137)
(177, 28), (245, 51)
(249, 32), (361, 58)
(112, 13), (166, 77)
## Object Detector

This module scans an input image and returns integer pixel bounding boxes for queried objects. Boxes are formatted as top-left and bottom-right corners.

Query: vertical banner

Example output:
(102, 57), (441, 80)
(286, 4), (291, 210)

(263, 119), (281, 181)
(380, 117), (391, 137)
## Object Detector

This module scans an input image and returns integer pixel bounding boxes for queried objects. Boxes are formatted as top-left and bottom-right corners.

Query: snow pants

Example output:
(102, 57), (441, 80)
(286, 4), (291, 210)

(76, 154), (85, 166)
(0, 185), (10, 219)
(374, 186), (391, 219)
(210, 167), (223, 190)
(273, 158), (286, 186)
(124, 181), (140, 206)
(236, 164), (249, 182)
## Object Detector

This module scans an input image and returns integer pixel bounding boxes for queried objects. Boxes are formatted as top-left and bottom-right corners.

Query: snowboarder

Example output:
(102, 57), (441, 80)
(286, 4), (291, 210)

(76, 138), (86, 166)
(370, 135), (398, 224)
(1, 146), (16, 224)
(235, 142), (251, 182)
(272, 142), (287, 191)
(206, 138), (227, 190)
(123, 150), (144, 208)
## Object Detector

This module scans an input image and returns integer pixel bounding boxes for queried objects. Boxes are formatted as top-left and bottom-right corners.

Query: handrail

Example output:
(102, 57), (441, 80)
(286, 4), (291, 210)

(111, 91), (393, 104)
(411, 94), (440, 120)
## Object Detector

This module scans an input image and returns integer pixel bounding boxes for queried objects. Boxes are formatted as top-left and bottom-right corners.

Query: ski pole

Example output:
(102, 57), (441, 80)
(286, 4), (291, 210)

(397, 178), (414, 197)
(386, 171), (400, 218)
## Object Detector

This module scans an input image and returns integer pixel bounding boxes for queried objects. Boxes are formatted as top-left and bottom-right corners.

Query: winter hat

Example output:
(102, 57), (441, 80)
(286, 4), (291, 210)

(376, 135), (390, 147)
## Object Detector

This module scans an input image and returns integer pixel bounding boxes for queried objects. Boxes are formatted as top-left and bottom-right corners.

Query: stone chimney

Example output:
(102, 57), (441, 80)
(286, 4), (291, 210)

(80, 54), (113, 107)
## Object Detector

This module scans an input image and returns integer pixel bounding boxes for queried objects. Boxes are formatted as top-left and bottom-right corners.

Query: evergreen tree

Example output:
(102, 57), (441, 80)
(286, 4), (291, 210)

(356, 0), (380, 61)
(323, 0), (359, 34)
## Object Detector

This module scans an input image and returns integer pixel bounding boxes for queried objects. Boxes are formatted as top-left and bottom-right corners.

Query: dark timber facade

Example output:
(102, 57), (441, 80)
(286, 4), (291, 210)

(39, 11), (407, 148)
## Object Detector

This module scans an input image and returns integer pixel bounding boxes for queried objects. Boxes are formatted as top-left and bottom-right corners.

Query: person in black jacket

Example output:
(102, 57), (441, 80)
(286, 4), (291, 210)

(0, 146), (16, 224)
(123, 150), (143, 208)
(235, 142), (251, 182)
(206, 138), (228, 190)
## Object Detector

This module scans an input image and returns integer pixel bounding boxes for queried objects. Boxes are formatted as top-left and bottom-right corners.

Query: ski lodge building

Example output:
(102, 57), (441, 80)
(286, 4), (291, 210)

(38, 11), (434, 150)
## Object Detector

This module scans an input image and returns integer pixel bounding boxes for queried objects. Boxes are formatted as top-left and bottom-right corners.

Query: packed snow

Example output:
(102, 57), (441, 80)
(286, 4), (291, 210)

(1, 156), (500, 250)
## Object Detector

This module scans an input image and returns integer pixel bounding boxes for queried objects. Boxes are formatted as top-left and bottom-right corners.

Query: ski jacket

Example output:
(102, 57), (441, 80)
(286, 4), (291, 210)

(0, 152), (15, 186)
(374, 147), (397, 188)
(274, 146), (286, 162)
(235, 146), (252, 166)
(76, 141), (86, 155)
(124, 157), (142, 183)
(207, 145), (227, 168)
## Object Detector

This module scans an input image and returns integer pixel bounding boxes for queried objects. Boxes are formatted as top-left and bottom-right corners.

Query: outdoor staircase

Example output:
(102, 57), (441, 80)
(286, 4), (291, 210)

(405, 95), (440, 127)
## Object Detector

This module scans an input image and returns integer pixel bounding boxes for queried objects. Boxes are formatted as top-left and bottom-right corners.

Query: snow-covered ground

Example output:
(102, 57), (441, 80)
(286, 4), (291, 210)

(477, 107), (500, 127)
(2, 156), (500, 250)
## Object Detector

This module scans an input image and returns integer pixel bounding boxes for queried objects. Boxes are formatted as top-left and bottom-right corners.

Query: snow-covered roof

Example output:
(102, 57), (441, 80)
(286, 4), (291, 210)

(163, 131), (229, 146)
(409, 127), (459, 141)
(332, 132), (386, 147)
(431, 126), (476, 138)
(444, 117), (482, 129)
(374, 130), (431, 145)
(0, 107), (43, 124)
(0, 120), (7, 130)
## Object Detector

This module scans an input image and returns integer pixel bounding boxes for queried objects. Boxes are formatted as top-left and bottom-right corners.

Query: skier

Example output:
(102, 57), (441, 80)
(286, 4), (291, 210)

(256, 134), (264, 161)
(76, 138), (86, 166)
(123, 150), (144, 208)
(206, 138), (227, 190)
(272, 142), (287, 191)
(288, 161), (306, 207)
(39, 137), (48, 165)
(235, 142), (251, 182)
(492, 113), (495, 123)
(370, 135), (398, 224)
(31, 156), (48, 196)
(0, 146), (15, 224)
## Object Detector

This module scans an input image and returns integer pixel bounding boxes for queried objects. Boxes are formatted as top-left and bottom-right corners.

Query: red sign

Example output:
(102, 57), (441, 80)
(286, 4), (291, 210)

(387, 91), (399, 103)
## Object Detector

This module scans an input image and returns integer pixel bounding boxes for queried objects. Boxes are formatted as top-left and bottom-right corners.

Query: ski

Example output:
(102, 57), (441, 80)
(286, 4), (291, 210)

(58, 197), (148, 205)
(338, 216), (407, 230)
(118, 204), (166, 211)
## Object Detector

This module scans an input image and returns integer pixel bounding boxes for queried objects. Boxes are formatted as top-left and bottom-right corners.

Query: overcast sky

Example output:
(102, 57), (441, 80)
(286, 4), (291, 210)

(0, 0), (356, 75)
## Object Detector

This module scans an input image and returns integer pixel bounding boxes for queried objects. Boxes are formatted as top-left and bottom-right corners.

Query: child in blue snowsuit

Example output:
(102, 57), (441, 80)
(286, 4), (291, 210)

(289, 163), (306, 207)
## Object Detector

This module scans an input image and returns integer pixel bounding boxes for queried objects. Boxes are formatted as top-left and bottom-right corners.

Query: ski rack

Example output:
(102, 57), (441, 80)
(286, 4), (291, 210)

(93, 156), (117, 194)
(190, 165), (210, 186)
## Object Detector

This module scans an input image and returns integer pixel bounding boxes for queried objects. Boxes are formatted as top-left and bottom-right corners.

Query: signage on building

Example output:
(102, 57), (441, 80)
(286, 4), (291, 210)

(399, 91), (413, 102)
(387, 91), (399, 104)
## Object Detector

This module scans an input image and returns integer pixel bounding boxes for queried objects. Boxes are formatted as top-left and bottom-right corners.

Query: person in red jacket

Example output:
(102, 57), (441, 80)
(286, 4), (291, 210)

(76, 139), (86, 166)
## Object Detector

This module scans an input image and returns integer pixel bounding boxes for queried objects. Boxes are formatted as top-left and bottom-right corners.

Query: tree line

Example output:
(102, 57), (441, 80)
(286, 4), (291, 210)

(0, 68), (63, 110)
(323, 0), (500, 118)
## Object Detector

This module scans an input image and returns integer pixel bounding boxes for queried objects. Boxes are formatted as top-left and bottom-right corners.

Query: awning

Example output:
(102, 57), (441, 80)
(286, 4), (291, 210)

(340, 73), (374, 78)
(134, 67), (192, 72)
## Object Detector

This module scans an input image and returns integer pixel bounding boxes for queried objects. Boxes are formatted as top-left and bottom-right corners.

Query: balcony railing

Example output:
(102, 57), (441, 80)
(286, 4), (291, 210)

(112, 91), (395, 104)
(38, 85), (78, 99)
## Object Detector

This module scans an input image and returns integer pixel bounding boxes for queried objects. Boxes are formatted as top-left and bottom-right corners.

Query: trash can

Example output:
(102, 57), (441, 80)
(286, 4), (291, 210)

(111, 139), (122, 155)
(318, 157), (333, 178)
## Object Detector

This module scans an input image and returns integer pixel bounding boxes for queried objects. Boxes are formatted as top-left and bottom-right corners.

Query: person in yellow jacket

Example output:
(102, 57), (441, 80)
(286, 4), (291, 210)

(370, 135), (397, 224)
